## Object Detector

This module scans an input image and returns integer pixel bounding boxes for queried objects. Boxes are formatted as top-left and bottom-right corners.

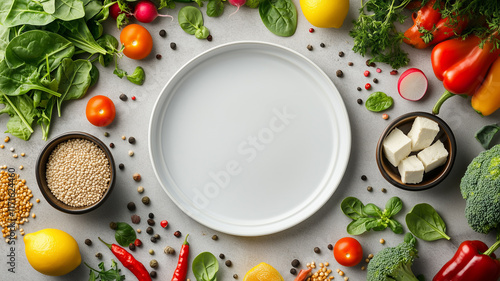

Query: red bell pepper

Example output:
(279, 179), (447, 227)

(433, 239), (500, 281)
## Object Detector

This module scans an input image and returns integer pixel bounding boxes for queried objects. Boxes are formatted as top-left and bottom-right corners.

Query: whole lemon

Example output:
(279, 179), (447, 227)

(300, 0), (349, 28)
(243, 262), (284, 281)
(24, 228), (81, 276)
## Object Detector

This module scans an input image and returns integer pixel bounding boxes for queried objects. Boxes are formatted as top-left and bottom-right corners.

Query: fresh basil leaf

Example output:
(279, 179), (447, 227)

(126, 66), (145, 85)
(405, 203), (451, 241)
(115, 222), (136, 246)
(365, 91), (393, 112)
(207, 0), (225, 17)
(341, 197), (367, 220)
(363, 203), (383, 217)
(195, 26), (210, 39)
(384, 196), (403, 217)
(347, 217), (375, 235)
(192, 252), (219, 281)
(259, 0), (297, 37)
(179, 6), (204, 35)
(475, 124), (500, 149)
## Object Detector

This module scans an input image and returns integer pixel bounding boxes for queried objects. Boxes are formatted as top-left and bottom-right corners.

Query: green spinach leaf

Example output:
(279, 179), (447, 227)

(207, 0), (225, 17)
(0, 25), (14, 61)
(0, 0), (56, 27)
(347, 217), (375, 235)
(192, 252), (219, 281)
(245, 0), (259, 8)
(341, 197), (367, 220)
(0, 93), (36, 140)
(114, 222), (136, 247)
(126, 66), (145, 85)
(384, 196), (403, 217)
(179, 6), (204, 35)
(84, 0), (103, 21)
(0, 61), (61, 97)
(52, 0), (86, 21)
(365, 91), (393, 112)
(475, 124), (500, 149)
(406, 203), (451, 241)
(259, 0), (297, 37)
(60, 19), (107, 55)
(56, 58), (92, 116)
(159, 0), (176, 9)
(5, 30), (74, 70)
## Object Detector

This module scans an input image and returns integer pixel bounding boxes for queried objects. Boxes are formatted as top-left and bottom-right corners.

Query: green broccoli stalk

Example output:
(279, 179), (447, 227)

(367, 233), (420, 281)
(460, 144), (500, 235)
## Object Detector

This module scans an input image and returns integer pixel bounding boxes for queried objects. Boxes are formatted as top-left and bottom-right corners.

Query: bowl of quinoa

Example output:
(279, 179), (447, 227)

(35, 132), (115, 214)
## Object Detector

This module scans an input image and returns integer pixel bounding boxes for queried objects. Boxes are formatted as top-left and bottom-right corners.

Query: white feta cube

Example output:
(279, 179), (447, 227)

(407, 117), (440, 151)
(398, 156), (425, 184)
(383, 128), (412, 167)
(417, 140), (449, 172)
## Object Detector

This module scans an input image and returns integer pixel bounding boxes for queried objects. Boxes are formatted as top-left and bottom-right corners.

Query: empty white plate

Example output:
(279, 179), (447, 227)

(149, 41), (351, 236)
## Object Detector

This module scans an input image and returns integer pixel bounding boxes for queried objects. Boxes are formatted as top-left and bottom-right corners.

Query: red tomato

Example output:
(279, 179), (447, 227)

(120, 24), (153, 60)
(86, 95), (116, 127)
(333, 237), (363, 267)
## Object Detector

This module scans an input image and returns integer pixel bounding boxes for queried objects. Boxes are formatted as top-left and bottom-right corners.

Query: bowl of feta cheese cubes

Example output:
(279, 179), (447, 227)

(376, 112), (456, 191)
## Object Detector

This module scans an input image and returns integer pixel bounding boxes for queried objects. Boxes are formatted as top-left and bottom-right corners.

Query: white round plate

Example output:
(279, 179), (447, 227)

(149, 42), (351, 236)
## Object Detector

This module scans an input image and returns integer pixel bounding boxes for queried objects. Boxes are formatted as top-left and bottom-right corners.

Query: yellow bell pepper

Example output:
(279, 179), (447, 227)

(471, 57), (500, 116)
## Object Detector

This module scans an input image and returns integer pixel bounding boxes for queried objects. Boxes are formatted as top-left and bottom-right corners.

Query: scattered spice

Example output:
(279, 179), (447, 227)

(119, 94), (128, 101)
(368, 254), (374, 259)
(131, 96), (136, 101)
(0, 145), (3, 149)
(381, 188), (387, 193)
(390, 70), (398, 75)
(348, 62), (353, 66)
(12, 154), (18, 158)
(20, 153), (25, 157)
(219, 253), (225, 259)
(149, 249), (155, 255)
(367, 186), (373, 192)
(233, 274), (238, 279)
(121, 136), (126, 140)
(147, 219), (155, 226)
(150, 236), (157, 243)
(129, 243), (136, 251)
(357, 98), (363, 105)
(373, 78), (379, 83)
(128, 137), (136, 144)
(361, 266), (366, 270)
(127, 202), (136, 211)
(18, 165), (23, 170)
(109, 143), (115, 148)
(382, 114), (389, 120)
(104, 132), (110, 137)
(109, 222), (118, 230)
(36, 199), (40, 203)
(95, 252), (103, 259)
(207, 35), (213, 41)
(314, 247), (321, 253)
(338, 51), (345, 57)
(225, 260), (232, 267)
(364, 70), (370, 77)
(118, 163), (124, 170)
(85, 239), (92, 246)
(148, 213), (154, 219)
(155, 54), (162, 60)
(174, 230), (181, 237)
(327, 244), (333, 250)
(133, 173), (141, 182)
(376, 68), (382, 73)
(146, 227), (154, 234)
(307, 45), (313, 51)
(320, 43), (325, 48)
(379, 238), (385, 244)
(4, 136), (10, 142)
(291, 259), (300, 267)
(137, 229), (141, 233)
(164, 246), (175, 255)
(160, 220), (168, 228)
(365, 83), (372, 90)
(153, 234), (160, 240)
(128, 150), (134, 156)
(150, 271), (157, 278)
(366, 60), (376, 67)
(159, 29), (167, 37)
(131, 214), (141, 224)
(212, 234), (218, 240)
(357, 87), (362, 91)
(336, 70), (344, 77)
(150, 259), (158, 268)
(134, 239), (142, 247)
(170, 42), (177, 50)
(290, 268), (297, 275)
(142, 196), (150, 205)
(361, 175), (367, 181)
(309, 28), (314, 33)
(137, 186), (145, 193)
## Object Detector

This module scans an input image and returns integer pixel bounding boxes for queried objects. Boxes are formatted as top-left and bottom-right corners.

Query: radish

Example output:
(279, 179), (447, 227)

(110, 2), (130, 20)
(397, 68), (428, 101)
(132, 0), (173, 23)
(228, 0), (246, 17)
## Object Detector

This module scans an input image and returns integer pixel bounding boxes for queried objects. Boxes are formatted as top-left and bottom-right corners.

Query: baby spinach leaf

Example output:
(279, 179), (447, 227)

(159, 0), (176, 9)
(115, 222), (136, 247)
(475, 124), (500, 149)
(207, 0), (225, 17)
(192, 252), (219, 281)
(0, 0), (56, 27)
(246, 0), (259, 8)
(363, 203), (383, 217)
(365, 91), (393, 112)
(0, 25), (14, 61)
(405, 203), (451, 241)
(52, 0), (86, 21)
(384, 196), (403, 217)
(0, 61), (61, 97)
(195, 26), (210, 39)
(56, 58), (92, 116)
(60, 19), (107, 55)
(0, 93), (36, 140)
(347, 217), (375, 235)
(126, 66), (145, 85)
(259, 0), (297, 37)
(341, 197), (367, 220)
(83, 0), (103, 21)
(5, 30), (74, 70)
(179, 6), (204, 35)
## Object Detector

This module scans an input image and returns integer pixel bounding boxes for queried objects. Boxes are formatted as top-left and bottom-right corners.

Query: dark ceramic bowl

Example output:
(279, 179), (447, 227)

(35, 131), (116, 214)
(376, 112), (456, 191)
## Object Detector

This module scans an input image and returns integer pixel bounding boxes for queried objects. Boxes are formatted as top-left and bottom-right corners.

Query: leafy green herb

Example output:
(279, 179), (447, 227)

(114, 222), (136, 247)
(85, 259), (125, 281)
(207, 0), (225, 17)
(55, 58), (93, 116)
(341, 196), (404, 235)
(245, 0), (259, 8)
(365, 92), (394, 112)
(126, 66), (145, 85)
(192, 252), (219, 281)
(259, 0), (297, 37)
(406, 203), (451, 241)
(475, 124), (500, 149)
(350, 0), (412, 69)
(178, 6), (210, 39)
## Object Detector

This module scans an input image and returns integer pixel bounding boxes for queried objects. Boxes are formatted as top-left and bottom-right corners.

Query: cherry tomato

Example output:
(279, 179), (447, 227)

(333, 237), (363, 267)
(120, 24), (153, 60)
(86, 95), (116, 127)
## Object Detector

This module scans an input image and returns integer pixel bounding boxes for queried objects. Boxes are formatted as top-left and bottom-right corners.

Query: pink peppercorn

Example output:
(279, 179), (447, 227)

(364, 70), (370, 77)
(365, 83), (372, 90)
(160, 220), (168, 228)
(309, 28), (314, 33)
(382, 114), (389, 120)
(131, 96), (136, 101)
(376, 68), (382, 73)
(390, 70), (398, 75)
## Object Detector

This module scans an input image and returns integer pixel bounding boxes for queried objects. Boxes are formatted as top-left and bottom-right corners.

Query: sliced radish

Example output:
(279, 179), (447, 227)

(398, 68), (428, 101)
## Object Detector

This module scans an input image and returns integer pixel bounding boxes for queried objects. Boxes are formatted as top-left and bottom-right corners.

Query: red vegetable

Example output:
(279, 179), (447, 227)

(99, 237), (151, 281)
(172, 234), (189, 281)
(294, 268), (312, 281)
(131, 0), (173, 23)
(433, 239), (500, 281)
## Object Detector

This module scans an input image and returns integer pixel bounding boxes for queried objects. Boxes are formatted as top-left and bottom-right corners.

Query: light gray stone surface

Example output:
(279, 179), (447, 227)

(1, 1), (499, 280)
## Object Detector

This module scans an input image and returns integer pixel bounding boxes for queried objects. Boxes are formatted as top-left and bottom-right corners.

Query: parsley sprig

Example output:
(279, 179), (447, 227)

(350, 0), (413, 69)
(86, 260), (125, 281)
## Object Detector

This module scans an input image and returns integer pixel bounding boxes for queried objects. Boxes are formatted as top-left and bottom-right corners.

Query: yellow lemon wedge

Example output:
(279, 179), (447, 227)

(243, 262), (284, 281)
(300, 0), (349, 28)
(24, 228), (81, 276)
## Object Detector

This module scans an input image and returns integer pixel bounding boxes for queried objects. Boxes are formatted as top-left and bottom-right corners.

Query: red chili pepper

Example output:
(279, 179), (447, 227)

(172, 234), (189, 281)
(433, 240), (500, 281)
(99, 237), (152, 281)
(294, 268), (312, 281)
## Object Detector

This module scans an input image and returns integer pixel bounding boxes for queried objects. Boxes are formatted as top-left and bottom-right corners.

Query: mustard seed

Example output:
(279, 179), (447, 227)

(150, 259), (158, 268)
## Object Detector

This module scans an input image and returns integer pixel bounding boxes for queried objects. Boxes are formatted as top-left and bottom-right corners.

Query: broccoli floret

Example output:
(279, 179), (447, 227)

(367, 233), (419, 281)
(460, 144), (500, 234)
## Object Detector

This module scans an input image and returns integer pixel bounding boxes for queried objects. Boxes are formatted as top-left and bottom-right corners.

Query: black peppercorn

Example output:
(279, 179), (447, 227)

(119, 163), (125, 170)
(119, 94), (128, 101)
(109, 222), (117, 230)
(327, 244), (333, 250)
(373, 78), (379, 83)
(320, 43), (325, 48)
(147, 219), (155, 226)
(156, 54), (162, 60)
(367, 186), (373, 192)
(361, 175), (367, 181)
(159, 29), (167, 37)
(148, 213), (154, 219)
(314, 247), (320, 253)
(170, 42), (177, 50)
(109, 143), (115, 148)
(219, 253), (225, 259)
(85, 239), (92, 246)
(212, 235), (218, 240)
(357, 87), (362, 91)
(127, 202), (136, 211)
(128, 137), (136, 144)
(381, 188), (387, 193)
(207, 35), (213, 42)
(306, 44), (313, 51)
(348, 62), (353, 66)
(153, 234), (160, 240)
(233, 274), (238, 279)
(95, 252), (103, 259)
(150, 271), (157, 278)
(146, 227), (154, 234)
(290, 268), (297, 275)
(129, 243), (136, 251)
(357, 98), (363, 105)
(338, 51), (345, 57)
(174, 230), (181, 237)
(336, 70), (343, 78)
(142, 196), (150, 205)
(150, 236), (157, 243)
(225, 260), (232, 267)
(291, 259), (300, 267)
